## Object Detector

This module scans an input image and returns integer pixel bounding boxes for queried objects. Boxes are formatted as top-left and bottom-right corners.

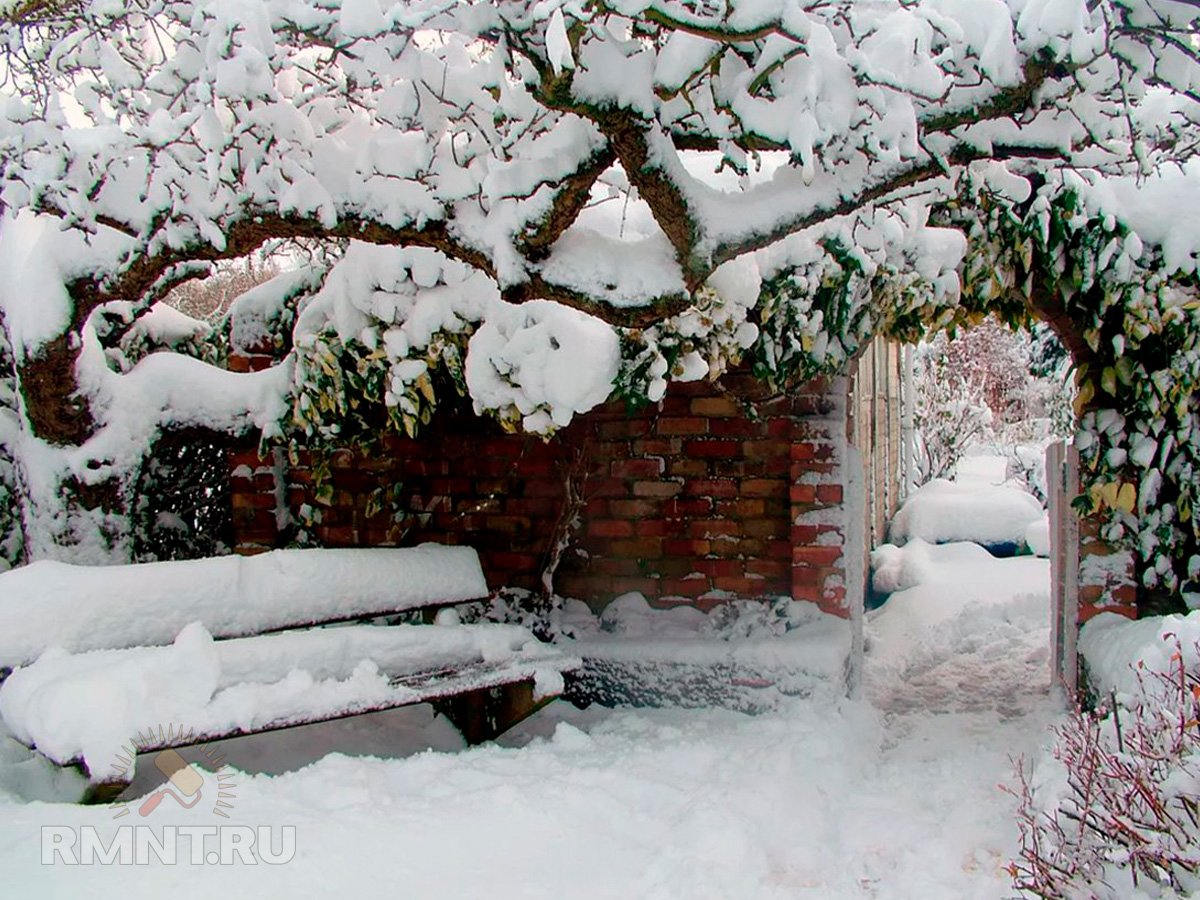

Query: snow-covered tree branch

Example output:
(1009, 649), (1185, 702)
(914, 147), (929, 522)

(0, 0), (1198, 578)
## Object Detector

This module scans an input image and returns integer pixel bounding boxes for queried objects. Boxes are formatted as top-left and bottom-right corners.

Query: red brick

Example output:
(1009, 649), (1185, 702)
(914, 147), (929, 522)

(657, 394), (693, 416)
(595, 419), (652, 440)
(682, 478), (738, 499)
(709, 418), (763, 438)
(742, 478), (785, 497)
(690, 396), (742, 417)
(766, 419), (795, 439)
(746, 559), (789, 579)
(664, 538), (711, 557)
(231, 493), (275, 510)
(694, 558), (743, 577)
(713, 576), (757, 595)
(716, 498), (766, 518)
(229, 450), (271, 468)
(611, 458), (665, 478)
(742, 440), (791, 461)
(590, 519), (635, 538)
(686, 439), (740, 458)
(660, 578), (708, 598)
(506, 498), (560, 518)
(234, 544), (273, 556)
(633, 481), (683, 498)
(666, 459), (709, 477)
(485, 551), (541, 572)
(661, 498), (715, 517)
(636, 519), (675, 538)
(609, 499), (658, 518)
(583, 477), (626, 498)
(745, 519), (788, 539)
(584, 497), (610, 517)
(656, 417), (708, 436)
(317, 525), (356, 545)
(793, 546), (841, 566)
(689, 519), (741, 539)
(767, 539), (793, 559)
(817, 484), (843, 504)
(790, 484), (817, 504)
(609, 537), (663, 559)
(608, 576), (662, 596)
(632, 438), (681, 456)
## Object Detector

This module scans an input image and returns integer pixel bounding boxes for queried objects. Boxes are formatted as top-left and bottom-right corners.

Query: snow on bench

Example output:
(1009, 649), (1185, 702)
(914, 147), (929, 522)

(0, 545), (488, 669)
(0, 620), (578, 784)
(0, 546), (579, 801)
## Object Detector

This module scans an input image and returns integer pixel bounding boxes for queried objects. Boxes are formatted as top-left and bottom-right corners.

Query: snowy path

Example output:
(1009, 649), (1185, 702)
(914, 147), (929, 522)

(0, 549), (1061, 899)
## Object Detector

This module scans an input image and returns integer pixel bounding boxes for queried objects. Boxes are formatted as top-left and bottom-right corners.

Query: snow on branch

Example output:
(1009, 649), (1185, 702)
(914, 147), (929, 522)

(2, 0), (1196, 334)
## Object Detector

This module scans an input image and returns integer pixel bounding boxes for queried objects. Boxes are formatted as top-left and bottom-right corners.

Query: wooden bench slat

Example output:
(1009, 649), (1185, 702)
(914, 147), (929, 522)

(0, 546), (489, 669)
(3, 622), (579, 780)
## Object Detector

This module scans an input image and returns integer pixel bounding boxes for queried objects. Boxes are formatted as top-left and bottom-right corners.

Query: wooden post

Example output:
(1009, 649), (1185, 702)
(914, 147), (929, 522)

(435, 678), (551, 745)
(1047, 441), (1080, 696)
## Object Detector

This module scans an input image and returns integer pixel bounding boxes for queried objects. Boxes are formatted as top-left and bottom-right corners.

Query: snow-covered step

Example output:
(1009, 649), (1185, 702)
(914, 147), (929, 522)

(0, 545), (488, 668)
(0, 621), (580, 785)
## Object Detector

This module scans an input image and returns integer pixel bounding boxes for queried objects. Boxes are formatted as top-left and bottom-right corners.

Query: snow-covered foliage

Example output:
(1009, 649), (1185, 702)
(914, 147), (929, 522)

(1013, 621), (1200, 898)
(953, 175), (1200, 591)
(0, 0), (1198, 582)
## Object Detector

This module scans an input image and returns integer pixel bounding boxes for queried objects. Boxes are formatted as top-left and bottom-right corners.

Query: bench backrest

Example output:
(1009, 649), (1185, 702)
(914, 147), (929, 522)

(0, 545), (488, 668)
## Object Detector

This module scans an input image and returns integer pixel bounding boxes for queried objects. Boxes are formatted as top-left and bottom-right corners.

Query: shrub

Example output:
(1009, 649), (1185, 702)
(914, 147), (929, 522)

(1009, 638), (1200, 898)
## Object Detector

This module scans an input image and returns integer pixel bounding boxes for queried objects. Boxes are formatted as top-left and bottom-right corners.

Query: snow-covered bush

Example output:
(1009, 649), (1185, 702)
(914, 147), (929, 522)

(912, 318), (1073, 489)
(1009, 638), (1200, 898)
(129, 429), (234, 563)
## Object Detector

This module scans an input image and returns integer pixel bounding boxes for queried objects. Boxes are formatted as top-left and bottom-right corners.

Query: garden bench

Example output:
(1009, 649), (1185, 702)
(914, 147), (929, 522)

(0, 546), (578, 803)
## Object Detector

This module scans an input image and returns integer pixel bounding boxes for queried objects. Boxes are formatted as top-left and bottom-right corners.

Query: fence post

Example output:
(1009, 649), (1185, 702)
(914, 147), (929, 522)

(1047, 441), (1080, 696)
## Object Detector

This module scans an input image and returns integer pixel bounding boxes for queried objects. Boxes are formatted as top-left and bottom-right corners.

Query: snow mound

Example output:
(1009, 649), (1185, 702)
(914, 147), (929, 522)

(1079, 610), (1200, 701)
(867, 541), (1050, 678)
(1024, 515), (1051, 557)
(888, 479), (1043, 546)
(563, 594), (851, 710)
(0, 546), (488, 666)
(871, 538), (997, 593)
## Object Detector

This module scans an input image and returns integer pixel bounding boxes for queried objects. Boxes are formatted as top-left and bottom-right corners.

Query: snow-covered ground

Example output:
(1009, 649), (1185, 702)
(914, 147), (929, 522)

(0, 457), (1063, 898)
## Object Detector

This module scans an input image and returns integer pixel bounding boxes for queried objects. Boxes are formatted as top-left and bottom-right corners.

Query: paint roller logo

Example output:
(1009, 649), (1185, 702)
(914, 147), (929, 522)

(138, 750), (205, 816)
(110, 725), (237, 820)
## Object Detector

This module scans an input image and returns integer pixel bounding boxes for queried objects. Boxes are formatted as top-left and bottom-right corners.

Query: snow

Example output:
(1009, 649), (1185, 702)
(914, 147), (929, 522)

(888, 478), (1044, 547)
(867, 539), (1051, 681)
(1067, 158), (1200, 276)
(1079, 610), (1200, 701)
(0, 620), (573, 780)
(0, 546), (488, 666)
(0, 492), (1061, 898)
(562, 594), (852, 711)
(465, 299), (620, 432)
(1024, 515), (1051, 557)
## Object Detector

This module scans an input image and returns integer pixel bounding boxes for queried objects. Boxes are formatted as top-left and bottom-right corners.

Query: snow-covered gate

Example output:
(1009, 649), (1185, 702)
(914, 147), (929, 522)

(1047, 441), (1079, 695)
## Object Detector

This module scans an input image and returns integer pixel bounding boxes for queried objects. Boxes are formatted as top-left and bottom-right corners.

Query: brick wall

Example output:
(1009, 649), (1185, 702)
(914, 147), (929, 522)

(1077, 516), (1138, 624)
(229, 369), (852, 617)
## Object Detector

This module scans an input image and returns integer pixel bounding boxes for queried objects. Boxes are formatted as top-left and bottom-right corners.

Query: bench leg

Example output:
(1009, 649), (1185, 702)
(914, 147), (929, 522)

(80, 780), (130, 805)
(435, 679), (553, 745)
